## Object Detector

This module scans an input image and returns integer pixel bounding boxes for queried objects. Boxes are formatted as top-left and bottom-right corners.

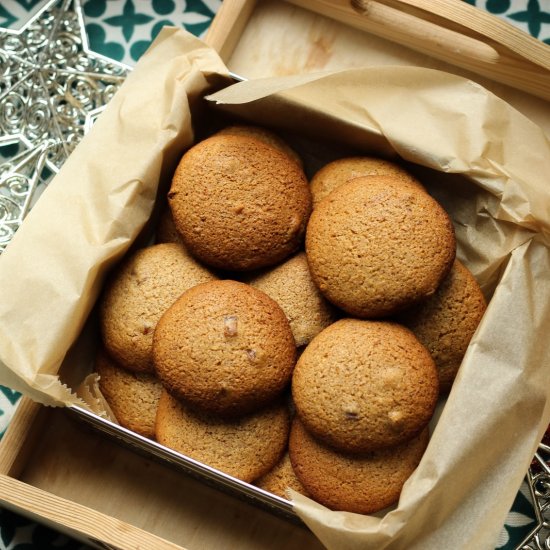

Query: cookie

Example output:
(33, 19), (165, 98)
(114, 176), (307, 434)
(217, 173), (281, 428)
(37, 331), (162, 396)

(156, 207), (183, 246)
(156, 390), (290, 483)
(249, 252), (337, 347)
(399, 259), (487, 392)
(310, 156), (423, 207)
(216, 125), (302, 167)
(168, 134), (312, 271)
(96, 349), (162, 439)
(255, 452), (310, 499)
(100, 243), (216, 373)
(306, 177), (456, 318)
(153, 280), (296, 416)
(292, 319), (438, 453)
(289, 418), (429, 514)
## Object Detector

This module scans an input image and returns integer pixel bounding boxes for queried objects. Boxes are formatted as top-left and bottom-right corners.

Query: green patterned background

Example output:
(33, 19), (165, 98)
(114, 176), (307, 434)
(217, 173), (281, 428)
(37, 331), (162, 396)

(0, 0), (548, 549)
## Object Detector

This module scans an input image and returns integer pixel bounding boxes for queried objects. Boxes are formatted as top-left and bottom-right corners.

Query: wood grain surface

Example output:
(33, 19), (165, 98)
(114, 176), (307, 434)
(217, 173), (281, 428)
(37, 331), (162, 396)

(5, 407), (323, 549)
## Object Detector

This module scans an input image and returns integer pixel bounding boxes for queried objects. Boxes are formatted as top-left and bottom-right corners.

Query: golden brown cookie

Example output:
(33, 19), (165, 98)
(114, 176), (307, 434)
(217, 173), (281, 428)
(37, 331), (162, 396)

(168, 134), (312, 271)
(249, 252), (337, 347)
(216, 125), (302, 167)
(255, 452), (310, 499)
(156, 207), (183, 245)
(310, 156), (423, 207)
(306, 177), (456, 318)
(289, 418), (429, 514)
(156, 391), (290, 483)
(100, 243), (216, 373)
(153, 280), (296, 416)
(96, 349), (162, 439)
(399, 259), (487, 392)
(292, 319), (438, 453)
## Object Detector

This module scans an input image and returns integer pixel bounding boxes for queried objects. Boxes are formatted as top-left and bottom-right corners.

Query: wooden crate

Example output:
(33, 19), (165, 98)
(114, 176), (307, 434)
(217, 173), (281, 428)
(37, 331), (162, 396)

(0, 399), (321, 549)
(1, 1), (549, 548)
(207, 0), (550, 133)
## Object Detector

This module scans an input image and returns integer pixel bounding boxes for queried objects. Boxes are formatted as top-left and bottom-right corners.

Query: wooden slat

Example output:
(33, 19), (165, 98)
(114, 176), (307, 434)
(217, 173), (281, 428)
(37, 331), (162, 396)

(0, 398), (44, 478)
(19, 409), (322, 550)
(204, 0), (257, 61)
(0, 476), (183, 550)
(286, 0), (550, 101)
(389, 0), (550, 70)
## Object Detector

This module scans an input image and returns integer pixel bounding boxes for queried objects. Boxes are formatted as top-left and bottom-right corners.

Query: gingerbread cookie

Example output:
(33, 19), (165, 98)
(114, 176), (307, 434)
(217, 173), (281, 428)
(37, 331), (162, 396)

(310, 156), (423, 207)
(255, 452), (310, 499)
(168, 134), (312, 271)
(153, 280), (296, 416)
(249, 252), (337, 347)
(289, 418), (429, 514)
(292, 319), (438, 453)
(96, 349), (162, 439)
(156, 391), (290, 483)
(399, 259), (487, 391)
(100, 243), (216, 373)
(306, 177), (456, 318)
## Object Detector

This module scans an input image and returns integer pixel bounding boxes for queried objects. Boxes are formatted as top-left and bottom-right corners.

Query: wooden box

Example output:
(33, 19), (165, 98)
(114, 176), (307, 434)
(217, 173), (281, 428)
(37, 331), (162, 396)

(1, 1), (549, 549)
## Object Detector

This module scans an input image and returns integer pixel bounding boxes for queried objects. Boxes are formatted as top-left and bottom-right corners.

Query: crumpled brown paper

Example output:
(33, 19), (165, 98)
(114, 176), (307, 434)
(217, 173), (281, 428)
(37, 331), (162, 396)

(0, 28), (229, 406)
(1, 29), (550, 550)
(207, 68), (550, 549)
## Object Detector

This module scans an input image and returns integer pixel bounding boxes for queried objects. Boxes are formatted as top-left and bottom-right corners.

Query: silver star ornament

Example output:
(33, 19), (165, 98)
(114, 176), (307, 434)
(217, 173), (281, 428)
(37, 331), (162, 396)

(0, 0), (130, 252)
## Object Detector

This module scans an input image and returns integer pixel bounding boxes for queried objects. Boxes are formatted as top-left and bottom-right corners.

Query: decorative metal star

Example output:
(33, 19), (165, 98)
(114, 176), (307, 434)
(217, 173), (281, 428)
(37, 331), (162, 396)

(519, 438), (550, 549)
(0, 0), (130, 252)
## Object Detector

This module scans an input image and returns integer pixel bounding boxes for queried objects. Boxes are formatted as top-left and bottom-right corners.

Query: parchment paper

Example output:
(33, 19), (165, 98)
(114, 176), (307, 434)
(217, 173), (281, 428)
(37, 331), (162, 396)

(0, 29), (229, 405)
(1, 30), (550, 550)
(207, 68), (550, 549)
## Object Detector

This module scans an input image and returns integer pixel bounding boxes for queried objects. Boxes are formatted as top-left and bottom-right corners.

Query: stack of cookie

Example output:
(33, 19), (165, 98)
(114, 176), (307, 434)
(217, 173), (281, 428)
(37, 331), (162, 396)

(97, 242), (217, 438)
(287, 157), (486, 513)
(95, 125), (486, 514)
